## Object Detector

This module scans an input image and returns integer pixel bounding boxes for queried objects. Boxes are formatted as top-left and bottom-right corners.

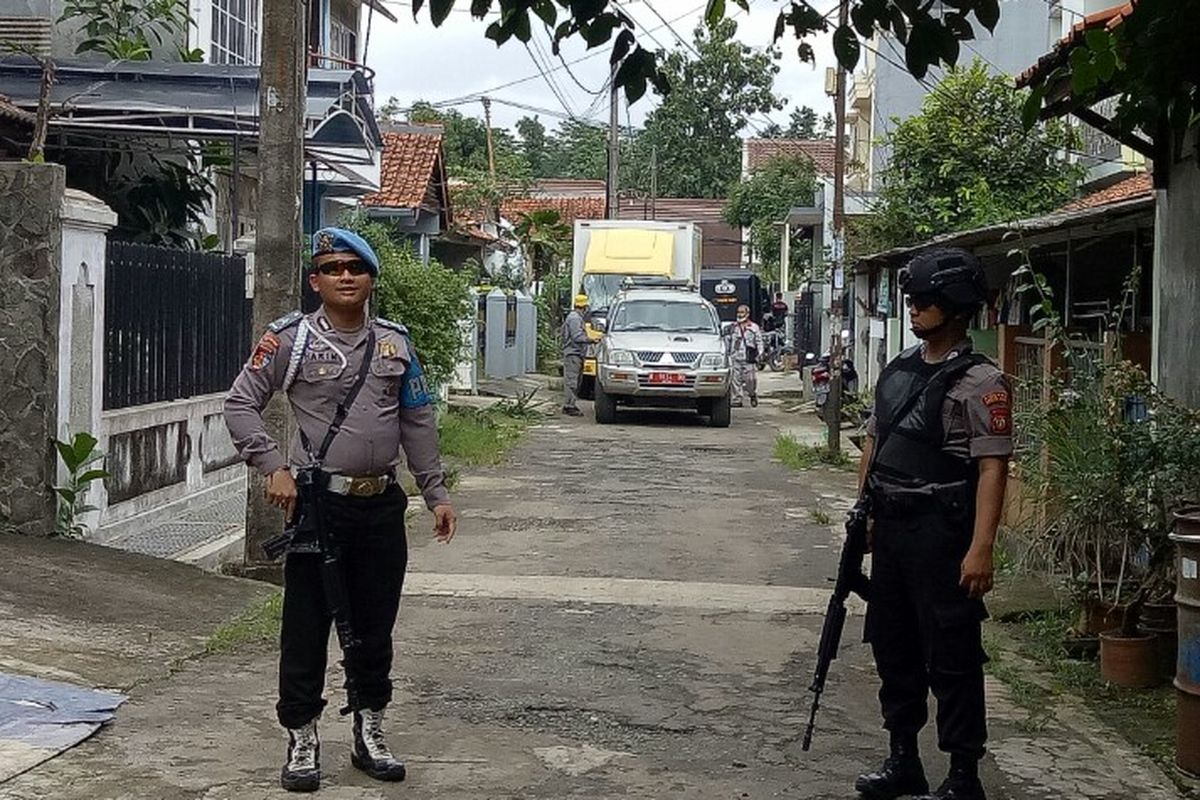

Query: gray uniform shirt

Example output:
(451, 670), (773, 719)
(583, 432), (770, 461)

(561, 309), (589, 357)
(866, 340), (1013, 461)
(223, 307), (450, 509)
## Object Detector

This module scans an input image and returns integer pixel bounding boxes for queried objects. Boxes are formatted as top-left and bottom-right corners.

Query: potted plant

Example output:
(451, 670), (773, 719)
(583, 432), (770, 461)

(1016, 359), (1200, 674)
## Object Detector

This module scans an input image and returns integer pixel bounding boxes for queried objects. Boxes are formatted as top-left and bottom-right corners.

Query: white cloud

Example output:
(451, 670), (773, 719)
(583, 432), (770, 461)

(365, 0), (838, 134)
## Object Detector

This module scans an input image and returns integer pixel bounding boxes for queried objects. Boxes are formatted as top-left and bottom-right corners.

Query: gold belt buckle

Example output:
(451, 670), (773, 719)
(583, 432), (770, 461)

(348, 476), (382, 497)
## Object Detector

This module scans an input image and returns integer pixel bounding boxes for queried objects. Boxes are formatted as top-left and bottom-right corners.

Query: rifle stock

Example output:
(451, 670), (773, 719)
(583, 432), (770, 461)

(801, 499), (871, 751)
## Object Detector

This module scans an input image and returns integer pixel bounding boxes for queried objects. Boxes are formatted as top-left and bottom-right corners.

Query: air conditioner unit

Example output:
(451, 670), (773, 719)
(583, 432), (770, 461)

(0, 17), (52, 57)
(824, 66), (837, 97)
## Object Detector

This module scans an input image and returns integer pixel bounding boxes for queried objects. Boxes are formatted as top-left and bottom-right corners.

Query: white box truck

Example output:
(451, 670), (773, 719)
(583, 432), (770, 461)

(571, 220), (703, 398)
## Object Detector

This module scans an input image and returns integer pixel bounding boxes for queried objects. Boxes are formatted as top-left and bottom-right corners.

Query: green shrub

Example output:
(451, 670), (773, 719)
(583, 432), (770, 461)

(341, 214), (474, 389)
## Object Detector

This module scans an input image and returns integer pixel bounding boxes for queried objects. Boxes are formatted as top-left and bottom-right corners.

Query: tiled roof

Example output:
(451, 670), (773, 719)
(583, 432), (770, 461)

(501, 196), (606, 225)
(360, 129), (446, 211)
(1016, 2), (1136, 88)
(745, 138), (838, 176)
(616, 197), (729, 224)
(0, 93), (35, 126)
(1059, 172), (1153, 211)
(532, 178), (607, 198)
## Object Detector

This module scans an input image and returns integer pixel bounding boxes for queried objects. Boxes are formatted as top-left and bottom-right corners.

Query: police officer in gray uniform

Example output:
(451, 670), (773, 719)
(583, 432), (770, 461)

(224, 227), (457, 793)
(855, 247), (1011, 800)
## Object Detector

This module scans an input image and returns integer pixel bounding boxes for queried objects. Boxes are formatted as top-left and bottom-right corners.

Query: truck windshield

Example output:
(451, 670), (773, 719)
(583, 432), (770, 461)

(609, 300), (717, 333)
(581, 274), (631, 311)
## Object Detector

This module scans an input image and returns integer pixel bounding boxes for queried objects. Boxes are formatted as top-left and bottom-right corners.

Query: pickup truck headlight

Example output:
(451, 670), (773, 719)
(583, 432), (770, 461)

(607, 349), (635, 366)
(700, 352), (727, 369)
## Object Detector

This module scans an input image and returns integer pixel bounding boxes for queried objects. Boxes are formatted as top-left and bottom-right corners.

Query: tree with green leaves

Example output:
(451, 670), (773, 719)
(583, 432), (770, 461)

(541, 118), (609, 180)
(515, 115), (549, 177)
(59, 0), (202, 61)
(634, 18), (783, 199)
(408, 0), (1004, 105)
(865, 61), (1082, 249)
(786, 105), (819, 138)
(724, 154), (817, 283)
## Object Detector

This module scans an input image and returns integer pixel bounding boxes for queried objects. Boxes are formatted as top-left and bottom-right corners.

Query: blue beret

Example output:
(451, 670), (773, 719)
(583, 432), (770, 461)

(312, 227), (380, 276)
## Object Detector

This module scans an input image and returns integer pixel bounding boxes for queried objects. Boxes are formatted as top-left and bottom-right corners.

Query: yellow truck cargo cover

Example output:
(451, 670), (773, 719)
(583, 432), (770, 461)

(582, 228), (675, 275)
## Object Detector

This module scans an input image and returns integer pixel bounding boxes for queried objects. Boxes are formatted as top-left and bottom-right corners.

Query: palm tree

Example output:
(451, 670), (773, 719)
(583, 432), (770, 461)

(512, 208), (570, 287)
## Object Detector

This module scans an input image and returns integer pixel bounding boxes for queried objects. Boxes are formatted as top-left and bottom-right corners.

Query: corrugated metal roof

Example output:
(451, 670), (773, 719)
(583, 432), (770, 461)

(855, 193), (1154, 269)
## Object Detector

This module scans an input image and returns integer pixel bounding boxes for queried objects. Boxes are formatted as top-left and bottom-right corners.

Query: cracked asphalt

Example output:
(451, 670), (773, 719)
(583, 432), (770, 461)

(1, 381), (1188, 799)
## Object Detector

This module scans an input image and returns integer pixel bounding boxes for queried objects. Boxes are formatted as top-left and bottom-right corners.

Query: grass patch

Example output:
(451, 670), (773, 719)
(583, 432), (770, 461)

(773, 434), (855, 471)
(205, 592), (283, 654)
(809, 508), (832, 525)
(438, 397), (541, 467)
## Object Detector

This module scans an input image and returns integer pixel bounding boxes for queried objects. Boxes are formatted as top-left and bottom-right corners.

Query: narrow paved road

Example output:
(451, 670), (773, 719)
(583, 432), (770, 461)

(2, 388), (1185, 799)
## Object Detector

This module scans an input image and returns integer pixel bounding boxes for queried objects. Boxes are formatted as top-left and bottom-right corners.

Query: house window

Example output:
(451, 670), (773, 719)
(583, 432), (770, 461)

(330, 17), (357, 64)
(211, 0), (260, 65)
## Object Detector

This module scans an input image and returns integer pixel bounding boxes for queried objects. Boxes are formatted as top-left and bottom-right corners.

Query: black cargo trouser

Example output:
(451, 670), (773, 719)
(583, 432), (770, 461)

(276, 486), (408, 729)
(863, 507), (989, 760)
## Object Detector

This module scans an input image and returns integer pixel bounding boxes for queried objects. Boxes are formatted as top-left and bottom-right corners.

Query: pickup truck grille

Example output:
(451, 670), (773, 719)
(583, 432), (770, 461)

(670, 352), (699, 365)
(636, 351), (664, 363)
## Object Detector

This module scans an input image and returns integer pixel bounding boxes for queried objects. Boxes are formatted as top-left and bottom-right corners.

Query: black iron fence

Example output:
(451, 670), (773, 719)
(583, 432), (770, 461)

(104, 242), (251, 410)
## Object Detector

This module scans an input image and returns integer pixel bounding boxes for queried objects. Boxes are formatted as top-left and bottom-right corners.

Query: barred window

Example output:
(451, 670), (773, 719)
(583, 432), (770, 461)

(210, 0), (260, 65)
(330, 17), (357, 64)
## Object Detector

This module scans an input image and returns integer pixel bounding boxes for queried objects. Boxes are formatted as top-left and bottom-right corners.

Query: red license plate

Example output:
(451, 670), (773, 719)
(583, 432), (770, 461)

(648, 372), (687, 385)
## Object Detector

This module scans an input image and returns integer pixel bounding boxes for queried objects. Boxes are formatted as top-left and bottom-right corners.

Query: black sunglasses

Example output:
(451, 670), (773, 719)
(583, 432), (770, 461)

(905, 293), (938, 311)
(316, 261), (369, 277)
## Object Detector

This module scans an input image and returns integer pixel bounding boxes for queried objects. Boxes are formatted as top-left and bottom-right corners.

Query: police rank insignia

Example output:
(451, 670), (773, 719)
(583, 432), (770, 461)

(249, 332), (280, 370)
(378, 340), (398, 359)
(315, 231), (336, 254)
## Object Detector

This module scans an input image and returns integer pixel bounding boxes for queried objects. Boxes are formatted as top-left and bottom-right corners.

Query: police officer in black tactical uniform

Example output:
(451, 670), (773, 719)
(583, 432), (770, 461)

(855, 247), (1011, 800)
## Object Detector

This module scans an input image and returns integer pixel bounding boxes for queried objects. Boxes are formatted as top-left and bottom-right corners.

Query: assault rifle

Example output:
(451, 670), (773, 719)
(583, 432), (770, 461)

(801, 496), (871, 751)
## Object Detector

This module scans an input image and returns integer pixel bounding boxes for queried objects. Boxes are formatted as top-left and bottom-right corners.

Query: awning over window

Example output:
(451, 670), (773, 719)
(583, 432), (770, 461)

(0, 57), (382, 166)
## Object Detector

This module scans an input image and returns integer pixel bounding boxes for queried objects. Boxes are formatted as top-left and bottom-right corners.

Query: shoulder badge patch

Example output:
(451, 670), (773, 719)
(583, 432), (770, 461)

(981, 390), (1009, 408)
(374, 317), (409, 335)
(267, 310), (303, 333)
(249, 332), (280, 370)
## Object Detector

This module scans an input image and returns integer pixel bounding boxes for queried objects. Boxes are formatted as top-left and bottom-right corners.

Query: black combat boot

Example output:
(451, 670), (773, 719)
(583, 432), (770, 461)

(855, 736), (929, 799)
(918, 757), (986, 800)
(280, 720), (320, 793)
(351, 708), (407, 782)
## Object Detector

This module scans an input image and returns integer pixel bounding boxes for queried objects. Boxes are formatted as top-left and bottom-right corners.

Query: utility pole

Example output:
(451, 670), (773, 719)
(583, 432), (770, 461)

(481, 96), (496, 181)
(826, 0), (848, 454)
(607, 61), (620, 219)
(244, 0), (307, 572)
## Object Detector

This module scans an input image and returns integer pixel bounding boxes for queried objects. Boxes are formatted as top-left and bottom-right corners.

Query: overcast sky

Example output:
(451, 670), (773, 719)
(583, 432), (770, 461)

(364, 0), (839, 135)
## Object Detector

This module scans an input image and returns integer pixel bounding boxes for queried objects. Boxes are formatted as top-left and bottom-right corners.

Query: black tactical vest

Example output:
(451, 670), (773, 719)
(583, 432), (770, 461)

(872, 345), (988, 487)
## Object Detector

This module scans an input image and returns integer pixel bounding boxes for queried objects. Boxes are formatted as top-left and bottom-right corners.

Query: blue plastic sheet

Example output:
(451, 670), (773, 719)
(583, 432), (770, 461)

(0, 672), (126, 783)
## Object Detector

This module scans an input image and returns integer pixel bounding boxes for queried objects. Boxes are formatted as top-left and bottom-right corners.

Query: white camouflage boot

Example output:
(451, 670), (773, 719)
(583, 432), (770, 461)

(351, 708), (407, 782)
(280, 720), (321, 792)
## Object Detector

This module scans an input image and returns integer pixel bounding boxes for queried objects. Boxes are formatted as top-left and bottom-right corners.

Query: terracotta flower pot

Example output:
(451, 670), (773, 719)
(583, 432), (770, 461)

(1099, 630), (1162, 688)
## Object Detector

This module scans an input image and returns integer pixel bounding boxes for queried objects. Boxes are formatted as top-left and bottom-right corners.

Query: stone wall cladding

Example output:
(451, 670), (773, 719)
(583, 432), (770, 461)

(0, 163), (65, 536)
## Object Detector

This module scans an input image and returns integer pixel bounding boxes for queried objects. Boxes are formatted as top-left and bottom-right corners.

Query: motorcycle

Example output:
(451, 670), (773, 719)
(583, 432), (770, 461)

(756, 328), (789, 372)
(811, 353), (859, 423)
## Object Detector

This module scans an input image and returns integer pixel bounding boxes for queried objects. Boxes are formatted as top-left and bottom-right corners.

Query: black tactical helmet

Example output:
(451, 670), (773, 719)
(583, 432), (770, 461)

(898, 246), (988, 313)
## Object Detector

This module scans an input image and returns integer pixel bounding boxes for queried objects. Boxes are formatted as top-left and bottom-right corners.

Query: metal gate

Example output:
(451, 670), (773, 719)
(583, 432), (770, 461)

(104, 242), (251, 409)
